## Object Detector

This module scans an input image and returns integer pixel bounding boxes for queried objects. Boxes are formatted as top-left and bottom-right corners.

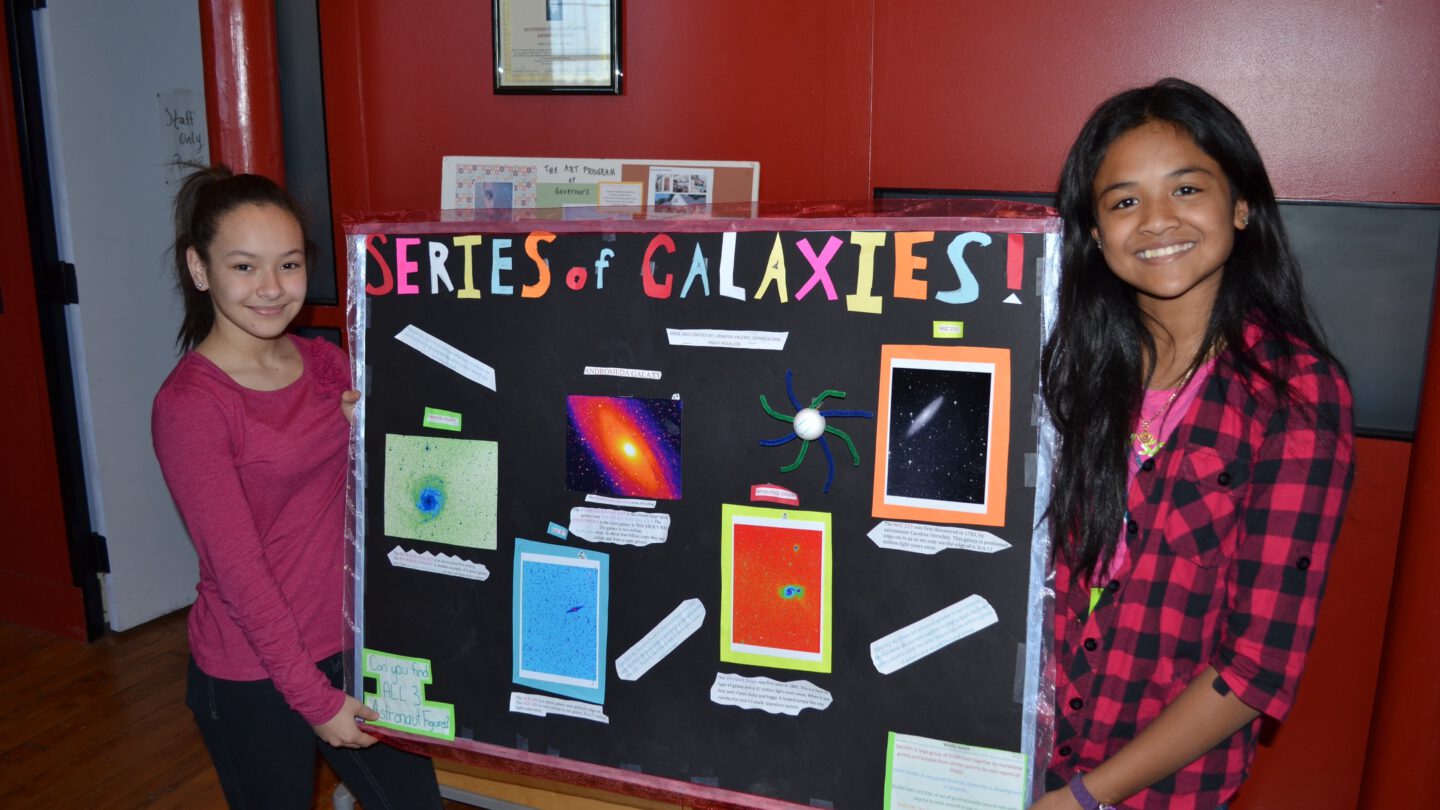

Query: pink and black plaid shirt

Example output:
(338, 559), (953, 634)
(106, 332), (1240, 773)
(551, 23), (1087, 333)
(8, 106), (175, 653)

(1049, 326), (1354, 809)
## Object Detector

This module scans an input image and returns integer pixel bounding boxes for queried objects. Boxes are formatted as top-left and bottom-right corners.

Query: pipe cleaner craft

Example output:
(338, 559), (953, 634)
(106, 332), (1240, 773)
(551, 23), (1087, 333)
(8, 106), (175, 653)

(759, 369), (874, 494)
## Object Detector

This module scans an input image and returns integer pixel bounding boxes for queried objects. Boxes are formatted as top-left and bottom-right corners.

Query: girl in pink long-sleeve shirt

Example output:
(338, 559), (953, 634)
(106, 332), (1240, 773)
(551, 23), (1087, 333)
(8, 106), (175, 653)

(153, 166), (439, 809)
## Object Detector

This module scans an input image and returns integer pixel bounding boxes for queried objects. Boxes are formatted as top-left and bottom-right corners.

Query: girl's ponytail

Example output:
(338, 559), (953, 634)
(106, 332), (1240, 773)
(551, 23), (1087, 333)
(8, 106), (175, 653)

(171, 164), (233, 351)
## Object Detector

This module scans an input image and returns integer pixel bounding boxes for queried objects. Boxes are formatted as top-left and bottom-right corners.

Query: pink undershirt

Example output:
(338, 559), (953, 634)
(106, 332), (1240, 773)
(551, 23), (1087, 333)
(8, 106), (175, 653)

(1100, 358), (1216, 585)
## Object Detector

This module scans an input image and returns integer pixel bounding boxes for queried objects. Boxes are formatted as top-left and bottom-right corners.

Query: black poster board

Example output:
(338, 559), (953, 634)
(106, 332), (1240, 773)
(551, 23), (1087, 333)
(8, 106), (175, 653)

(348, 200), (1060, 808)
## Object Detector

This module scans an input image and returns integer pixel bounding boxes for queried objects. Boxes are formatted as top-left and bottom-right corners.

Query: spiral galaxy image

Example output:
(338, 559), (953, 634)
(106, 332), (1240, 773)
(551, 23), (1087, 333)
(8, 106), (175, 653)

(565, 395), (683, 500)
(383, 434), (498, 549)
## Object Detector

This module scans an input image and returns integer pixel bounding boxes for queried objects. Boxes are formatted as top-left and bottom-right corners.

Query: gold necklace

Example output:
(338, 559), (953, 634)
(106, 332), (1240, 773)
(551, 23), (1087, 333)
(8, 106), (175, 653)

(1131, 366), (1197, 459)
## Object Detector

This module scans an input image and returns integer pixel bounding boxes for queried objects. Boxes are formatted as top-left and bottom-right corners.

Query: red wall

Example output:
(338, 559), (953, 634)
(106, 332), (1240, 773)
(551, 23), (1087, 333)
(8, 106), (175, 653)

(322, 1), (1440, 208)
(318, 0), (874, 220)
(316, 1), (1440, 804)
(1238, 437), (1406, 808)
(873, 0), (1440, 204)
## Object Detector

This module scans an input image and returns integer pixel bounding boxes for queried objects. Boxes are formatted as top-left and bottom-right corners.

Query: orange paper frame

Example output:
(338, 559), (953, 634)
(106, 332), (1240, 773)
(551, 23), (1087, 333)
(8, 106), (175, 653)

(871, 345), (1011, 526)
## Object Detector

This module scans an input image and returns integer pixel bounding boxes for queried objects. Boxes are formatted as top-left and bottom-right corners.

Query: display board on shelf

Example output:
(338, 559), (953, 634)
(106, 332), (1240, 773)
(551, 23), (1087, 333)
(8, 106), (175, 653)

(347, 199), (1060, 808)
(441, 155), (760, 211)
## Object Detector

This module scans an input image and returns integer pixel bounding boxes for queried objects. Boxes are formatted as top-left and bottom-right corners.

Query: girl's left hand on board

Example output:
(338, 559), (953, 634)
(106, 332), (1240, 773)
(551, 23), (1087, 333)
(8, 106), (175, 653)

(1029, 788), (1084, 809)
(313, 694), (380, 748)
(341, 390), (361, 426)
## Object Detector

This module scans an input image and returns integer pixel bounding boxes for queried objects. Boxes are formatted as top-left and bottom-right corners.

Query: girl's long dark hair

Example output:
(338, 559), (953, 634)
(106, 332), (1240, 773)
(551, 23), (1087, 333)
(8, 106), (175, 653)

(1042, 78), (1339, 581)
(170, 164), (308, 351)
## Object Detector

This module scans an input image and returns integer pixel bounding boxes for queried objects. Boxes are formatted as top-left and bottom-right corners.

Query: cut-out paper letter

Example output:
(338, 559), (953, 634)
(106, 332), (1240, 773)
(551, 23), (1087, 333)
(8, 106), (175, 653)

(892, 231), (934, 301)
(427, 241), (454, 294)
(681, 243), (711, 298)
(846, 231), (886, 314)
(453, 234), (483, 299)
(754, 233), (789, 302)
(794, 235), (841, 301)
(937, 232), (988, 304)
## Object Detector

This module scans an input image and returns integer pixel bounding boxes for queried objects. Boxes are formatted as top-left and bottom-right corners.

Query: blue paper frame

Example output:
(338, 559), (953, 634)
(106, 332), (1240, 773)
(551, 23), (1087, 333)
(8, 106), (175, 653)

(511, 538), (609, 704)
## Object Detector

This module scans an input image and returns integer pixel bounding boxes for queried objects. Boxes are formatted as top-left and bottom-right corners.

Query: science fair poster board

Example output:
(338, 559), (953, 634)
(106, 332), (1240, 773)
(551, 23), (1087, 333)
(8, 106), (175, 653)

(348, 200), (1059, 808)
(441, 155), (760, 211)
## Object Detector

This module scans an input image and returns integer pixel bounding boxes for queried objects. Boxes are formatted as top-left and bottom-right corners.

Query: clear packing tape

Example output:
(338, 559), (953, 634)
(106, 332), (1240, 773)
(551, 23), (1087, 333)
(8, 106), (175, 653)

(1022, 231), (1061, 801)
(343, 229), (368, 698)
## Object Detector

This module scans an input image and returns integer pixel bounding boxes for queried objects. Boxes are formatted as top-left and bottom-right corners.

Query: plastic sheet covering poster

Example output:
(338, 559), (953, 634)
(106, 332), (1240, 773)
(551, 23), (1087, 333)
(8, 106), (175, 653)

(348, 200), (1060, 808)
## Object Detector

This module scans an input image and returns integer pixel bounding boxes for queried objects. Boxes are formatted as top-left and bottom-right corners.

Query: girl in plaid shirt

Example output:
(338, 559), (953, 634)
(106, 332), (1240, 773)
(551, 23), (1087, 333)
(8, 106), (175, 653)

(1032, 80), (1354, 809)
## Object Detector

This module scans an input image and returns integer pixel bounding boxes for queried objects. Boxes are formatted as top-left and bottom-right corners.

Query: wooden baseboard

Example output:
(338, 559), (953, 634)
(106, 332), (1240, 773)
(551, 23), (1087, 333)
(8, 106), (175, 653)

(435, 760), (684, 810)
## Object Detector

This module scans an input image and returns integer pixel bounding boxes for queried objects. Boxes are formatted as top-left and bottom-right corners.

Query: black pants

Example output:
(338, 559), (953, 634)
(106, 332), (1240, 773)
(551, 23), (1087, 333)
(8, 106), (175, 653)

(187, 653), (443, 809)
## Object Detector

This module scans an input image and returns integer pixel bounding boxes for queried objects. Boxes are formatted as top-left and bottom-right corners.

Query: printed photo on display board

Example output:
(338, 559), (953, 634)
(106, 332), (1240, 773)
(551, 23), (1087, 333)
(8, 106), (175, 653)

(512, 538), (609, 704)
(720, 504), (833, 673)
(648, 166), (714, 208)
(565, 395), (683, 500)
(872, 345), (1011, 526)
(382, 434), (499, 549)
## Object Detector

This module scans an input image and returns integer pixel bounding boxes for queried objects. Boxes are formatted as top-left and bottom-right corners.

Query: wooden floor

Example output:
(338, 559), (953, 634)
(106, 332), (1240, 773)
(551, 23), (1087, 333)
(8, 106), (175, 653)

(0, 610), (461, 809)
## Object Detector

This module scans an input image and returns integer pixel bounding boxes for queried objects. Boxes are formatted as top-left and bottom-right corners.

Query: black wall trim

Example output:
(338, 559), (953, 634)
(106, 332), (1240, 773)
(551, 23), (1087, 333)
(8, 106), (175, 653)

(6, 0), (105, 639)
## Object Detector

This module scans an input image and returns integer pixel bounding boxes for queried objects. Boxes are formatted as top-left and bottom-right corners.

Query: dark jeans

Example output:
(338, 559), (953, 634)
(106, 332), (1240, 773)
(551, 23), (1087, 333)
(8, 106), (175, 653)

(187, 653), (443, 809)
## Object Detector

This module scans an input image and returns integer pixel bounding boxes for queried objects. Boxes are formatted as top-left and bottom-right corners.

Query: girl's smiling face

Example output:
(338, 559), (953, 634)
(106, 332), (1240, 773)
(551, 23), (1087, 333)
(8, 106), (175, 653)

(187, 203), (307, 347)
(1090, 121), (1248, 322)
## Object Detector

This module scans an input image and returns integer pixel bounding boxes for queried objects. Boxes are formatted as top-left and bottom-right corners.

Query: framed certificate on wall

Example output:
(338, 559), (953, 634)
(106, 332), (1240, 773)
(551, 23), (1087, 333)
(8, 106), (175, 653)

(493, 0), (622, 94)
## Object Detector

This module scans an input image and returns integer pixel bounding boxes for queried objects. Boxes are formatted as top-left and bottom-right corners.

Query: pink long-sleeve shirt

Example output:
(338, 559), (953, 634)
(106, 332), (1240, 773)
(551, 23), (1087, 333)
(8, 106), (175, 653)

(152, 335), (350, 724)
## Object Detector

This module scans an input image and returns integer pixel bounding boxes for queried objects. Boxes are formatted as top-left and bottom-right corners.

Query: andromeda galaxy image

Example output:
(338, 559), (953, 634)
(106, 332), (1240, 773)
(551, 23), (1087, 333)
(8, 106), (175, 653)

(565, 395), (683, 500)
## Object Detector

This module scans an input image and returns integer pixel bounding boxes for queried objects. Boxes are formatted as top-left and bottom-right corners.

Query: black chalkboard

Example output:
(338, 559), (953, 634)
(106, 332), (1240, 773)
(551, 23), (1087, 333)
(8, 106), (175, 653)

(348, 201), (1059, 808)
(1279, 202), (1440, 439)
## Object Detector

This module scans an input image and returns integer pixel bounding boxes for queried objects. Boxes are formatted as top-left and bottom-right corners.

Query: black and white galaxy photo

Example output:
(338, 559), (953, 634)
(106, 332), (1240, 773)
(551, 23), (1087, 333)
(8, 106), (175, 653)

(884, 363), (993, 508)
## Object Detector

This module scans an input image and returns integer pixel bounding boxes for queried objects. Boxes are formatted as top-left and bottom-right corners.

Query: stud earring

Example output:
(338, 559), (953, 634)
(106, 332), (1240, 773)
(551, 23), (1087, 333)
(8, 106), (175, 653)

(196, 281), (207, 291)
(1095, 239), (1103, 250)
(1241, 215), (1249, 226)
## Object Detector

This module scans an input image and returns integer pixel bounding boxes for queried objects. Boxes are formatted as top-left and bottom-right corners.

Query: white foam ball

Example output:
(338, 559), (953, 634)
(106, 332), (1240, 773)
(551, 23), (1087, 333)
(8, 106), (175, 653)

(793, 408), (826, 441)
